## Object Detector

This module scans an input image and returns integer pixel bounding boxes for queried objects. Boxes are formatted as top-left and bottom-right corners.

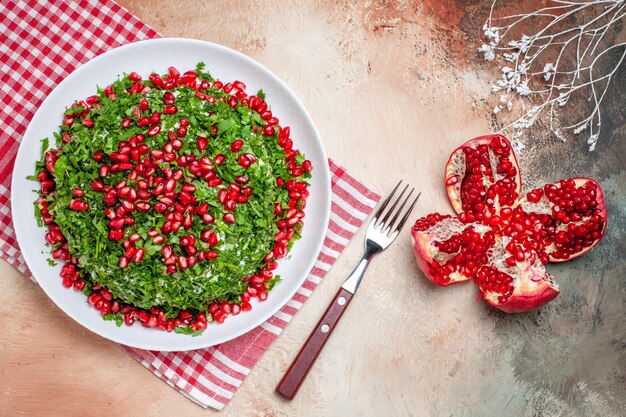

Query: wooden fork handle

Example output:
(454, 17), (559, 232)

(276, 287), (353, 400)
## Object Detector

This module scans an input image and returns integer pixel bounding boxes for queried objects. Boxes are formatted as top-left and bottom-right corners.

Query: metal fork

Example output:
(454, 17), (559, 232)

(276, 181), (420, 400)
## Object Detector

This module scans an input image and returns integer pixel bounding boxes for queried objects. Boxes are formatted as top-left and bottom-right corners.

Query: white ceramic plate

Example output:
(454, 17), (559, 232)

(11, 38), (330, 351)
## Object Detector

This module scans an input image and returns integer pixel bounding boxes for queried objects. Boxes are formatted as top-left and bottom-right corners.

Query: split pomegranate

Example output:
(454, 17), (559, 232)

(32, 63), (313, 334)
(412, 134), (607, 313)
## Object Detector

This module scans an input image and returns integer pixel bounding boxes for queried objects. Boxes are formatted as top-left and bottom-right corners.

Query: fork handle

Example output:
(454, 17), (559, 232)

(276, 287), (354, 400)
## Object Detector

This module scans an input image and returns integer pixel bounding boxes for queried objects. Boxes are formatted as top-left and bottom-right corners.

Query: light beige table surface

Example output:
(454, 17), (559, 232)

(2, 2), (624, 416)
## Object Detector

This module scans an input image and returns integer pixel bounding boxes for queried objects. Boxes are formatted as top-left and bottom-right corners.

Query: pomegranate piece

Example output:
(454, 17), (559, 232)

(513, 178), (607, 262)
(474, 236), (559, 313)
(411, 214), (494, 286)
(445, 134), (521, 220)
(412, 134), (607, 313)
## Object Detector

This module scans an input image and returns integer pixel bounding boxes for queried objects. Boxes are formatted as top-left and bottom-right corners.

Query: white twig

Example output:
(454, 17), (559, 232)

(480, 0), (626, 150)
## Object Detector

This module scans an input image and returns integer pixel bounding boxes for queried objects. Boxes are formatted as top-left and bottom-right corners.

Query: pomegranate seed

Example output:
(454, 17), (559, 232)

(139, 97), (150, 111)
(108, 230), (124, 241)
(99, 165), (110, 177)
(180, 184), (195, 194)
(231, 304), (241, 315)
(137, 116), (152, 127)
(108, 218), (125, 230)
(208, 178), (222, 187)
(238, 154), (251, 168)
(226, 138), (244, 153)
(86, 95), (99, 105)
(124, 246), (137, 259)
(90, 151), (104, 164)
(164, 105), (178, 114)
(168, 66), (180, 79)
(218, 189), (228, 204)
(88, 292), (101, 305)
(118, 256), (129, 269)
(224, 200), (236, 211)
(150, 149), (164, 160)
(223, 213), (235, 224)
(262, 126), (275, 136)
(148, 125), (161, 137)
(121, 200), (135, 212)
(193, 203), (208, 216)
(231, 176), (248, 186)
(197, 136), (208, 151)
(68, 199), (89, 211)
(163, 91), (176, 104)
(177, 256), (188, 270)
(214, 154), (225, 165)
(133, 249), (145, 263)
(150, 112), (161, 124)
(179, 192), (193, 205)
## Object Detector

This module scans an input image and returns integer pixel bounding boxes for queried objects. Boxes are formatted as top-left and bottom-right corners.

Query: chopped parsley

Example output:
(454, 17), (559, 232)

(32, 63), (312, 327)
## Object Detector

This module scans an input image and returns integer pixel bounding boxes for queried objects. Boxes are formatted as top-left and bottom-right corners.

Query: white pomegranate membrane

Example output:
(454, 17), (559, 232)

(33, 65), (313, 334)
(412, 134), (606, 313)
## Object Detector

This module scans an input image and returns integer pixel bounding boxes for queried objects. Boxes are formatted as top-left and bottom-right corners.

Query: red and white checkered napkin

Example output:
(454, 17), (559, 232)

(0, 0), (381, 410)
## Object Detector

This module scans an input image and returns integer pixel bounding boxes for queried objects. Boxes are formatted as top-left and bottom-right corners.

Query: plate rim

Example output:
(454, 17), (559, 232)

(11, 37), (331, 351)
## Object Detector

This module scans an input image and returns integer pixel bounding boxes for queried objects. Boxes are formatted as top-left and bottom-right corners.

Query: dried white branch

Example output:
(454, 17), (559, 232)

(480, 0), (626, 151)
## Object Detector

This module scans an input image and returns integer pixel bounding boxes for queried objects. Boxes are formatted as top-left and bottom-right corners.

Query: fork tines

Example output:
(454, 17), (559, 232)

(374, 181), (420, 236)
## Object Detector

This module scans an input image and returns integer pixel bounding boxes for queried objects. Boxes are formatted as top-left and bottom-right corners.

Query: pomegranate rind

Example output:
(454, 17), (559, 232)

(516, 177), (607, 263)
(445, 134), (522, 216)
(481, 282), (560, 313)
